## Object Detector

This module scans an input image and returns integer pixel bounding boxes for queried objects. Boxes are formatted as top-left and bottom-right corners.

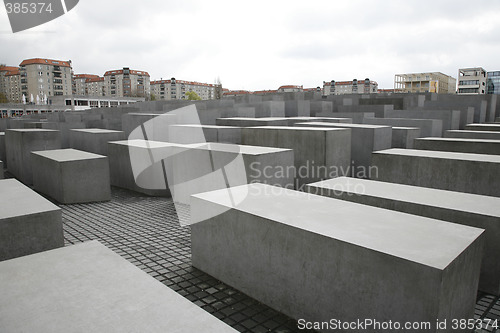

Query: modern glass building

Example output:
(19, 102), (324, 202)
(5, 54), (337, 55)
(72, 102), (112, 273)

(487, 71), (500, 94)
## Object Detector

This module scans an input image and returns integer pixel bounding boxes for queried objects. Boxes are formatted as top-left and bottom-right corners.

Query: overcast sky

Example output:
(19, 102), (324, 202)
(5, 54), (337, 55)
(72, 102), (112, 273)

(1, 0), (500, 91)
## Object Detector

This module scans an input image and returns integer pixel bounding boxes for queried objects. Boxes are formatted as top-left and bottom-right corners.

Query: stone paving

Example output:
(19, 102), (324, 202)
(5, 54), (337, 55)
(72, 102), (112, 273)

(37, 184), (500, 333)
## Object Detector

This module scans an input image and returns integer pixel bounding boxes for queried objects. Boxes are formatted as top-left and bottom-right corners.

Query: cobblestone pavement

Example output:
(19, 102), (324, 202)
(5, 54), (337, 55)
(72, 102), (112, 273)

(59, 187), (499, 333)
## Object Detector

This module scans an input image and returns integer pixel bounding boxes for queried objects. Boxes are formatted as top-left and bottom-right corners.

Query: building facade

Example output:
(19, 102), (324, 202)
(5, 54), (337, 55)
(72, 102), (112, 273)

(457, 68), (487, 95)
(5, 69), (21, 103)
(104, 68), (150, 98)
(19, 58), (73, 100)
(86, 76), (105, 97)
(73, 74), (100, 95)
(323, 79), (378, 95)
(150, 78), (215, 100)
(487, 71), (500, 95)
(394, 72), (456, 94)
(0, 66), (20, 102)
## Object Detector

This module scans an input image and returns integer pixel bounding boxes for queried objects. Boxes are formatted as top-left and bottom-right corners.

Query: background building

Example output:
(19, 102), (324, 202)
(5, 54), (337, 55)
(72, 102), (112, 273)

(150, 78), (215, 100)
(394, 72), (456, 94)
(104, 68), (150, 98)
(457, 67), (487, 95)
(487, 71), (500, 95)
(19, 58), (73, 100)
(5, 68), (21, 103)
(0, 65), (19, 102)
(73, 74), (100, 95)
(323, 79), (378, 95)
(86, 76), (105, 97)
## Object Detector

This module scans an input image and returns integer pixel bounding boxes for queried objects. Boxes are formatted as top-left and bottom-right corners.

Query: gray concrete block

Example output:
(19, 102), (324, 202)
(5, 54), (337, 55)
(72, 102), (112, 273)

(384, 109), (461, 131)
(165, 143), (294, 205)
(122, 113), (176, 139)
(305, 176), (500, 295)
(371, 149), (500, 197)
(415, 137), (500, 155)
(310, 101), (333, 116)
(392, 127), (421, 148)
(445, 130), (500, 140)
(0, 160), (3, 179)
(0, 118), (7, 132)
(216, 117), (289, 127)
(191, 183), (483, 330)
(5, 129), (61, 185)
(241, 101), (285, 118)
(0, 240), (238, 333)
(69, 128), (125, 156)
(284, 117), (352, 126)
(7, 118), (31, 129)
(465, 124), (500, 132)
(23, 121), (49, 129)
(0, 132), (5, 167)
(0, 178), (63, 261)
(107, 140), (171, 197)
(284, 100), (310, 117)
(336, 104), (393, 117)
(168, 125), (241, 144)
(242, 126), (351, 187)
(31, 149), (111, 204)
(41, 122), (86, 148)
(317, 111), (375, 123)
(362, 117), (442, 137)
(294, 122), (392, 174)
(234, 107), (255, 118)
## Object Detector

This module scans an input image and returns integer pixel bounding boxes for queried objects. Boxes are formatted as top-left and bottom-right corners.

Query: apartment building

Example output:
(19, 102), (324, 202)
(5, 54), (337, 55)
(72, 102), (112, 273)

(104, 67), (150, 98)
(5, 68), (21, 103)
(457, 67), (487, 95)
(323, 79), (378, 95)
(150, 78), (215, 100)
(487, 71), (500, 95)
(277, 85), (303, 93)
(0, 65), (19, 102)
(394, 72), (456, 94)
(19, 58), (73, 99)
(73, 74), (100, 95)
(86, 76), (105, 97)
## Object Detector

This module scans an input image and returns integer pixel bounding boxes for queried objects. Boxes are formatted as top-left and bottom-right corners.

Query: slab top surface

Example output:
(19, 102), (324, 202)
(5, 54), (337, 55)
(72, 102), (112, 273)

(447, 130), (500, 134)
(392, 127), (421, 130)
(307, 177), (500, 218)
(72, 128), (123, 134)
(218, 117), (286, 121)
(170, 124), (241, 129)
(192, 183), (484, 270)
(295, 122), (390, 129)
(248, 126), (349, 132)
(374, 148), (500, 162)
(6, 128), (58, 133)
(467, 123), (500, 127)
(0, 241), (237, 333)
(32, 148), (107, 161)
(0, 179), (60, 219)
(416, 137), (500, 144)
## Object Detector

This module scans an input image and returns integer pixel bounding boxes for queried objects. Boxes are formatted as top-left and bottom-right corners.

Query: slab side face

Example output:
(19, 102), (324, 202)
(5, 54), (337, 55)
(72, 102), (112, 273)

(0, 179), (63, 261)
(0, 241), (237, 333)
(305, 177), (499, 295)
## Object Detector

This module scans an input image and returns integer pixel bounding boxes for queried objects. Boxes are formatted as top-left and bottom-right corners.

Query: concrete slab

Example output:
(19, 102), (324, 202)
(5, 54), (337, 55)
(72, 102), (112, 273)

(415, 137), (500, 155)
(108, 140), (294, 202)
(0, 240), (237, 333)
(362, 117), (442, 137)
(0, 132), (5, 167)
(242, 126), (351, 187)
(5, 129), (61, 185)
(0, 160), (3, 179)
(191, 183), (483, 331)
(384, 109), (461, 131)
(445, 130), (500, 140)
(234, 107), (256, 118)
(168, 125), (241, 144)
(216, 117), (289, 127)
(0, 178), (63, 261)
(465, 123), (500, 132)
(32, 149), (111, 204)
(294, 122), (392, 174)
(306, 176), (500, 295)
(241, 101), (285, 117)
(284, 117), (352, 126)
(371, 149), (500, 197)
(41, 121), (86, 148)
(392, 127), (421, 149)
(122, 113), (176, 139)
(69, 128), (125, 156)
(284, 100), (310, 117)
(317, 111), (375, 123)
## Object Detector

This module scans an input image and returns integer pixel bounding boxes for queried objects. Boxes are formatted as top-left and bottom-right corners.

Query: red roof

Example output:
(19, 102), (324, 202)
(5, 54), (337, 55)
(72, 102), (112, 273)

(20, 58), (71, 67)
(74, 74), (100, 80)
(278, 85), (303, 90)
(150, 79), (215, 87)
(5, 69), (20, 76)
(104, 69), (150, 77)
(87, 77), (104, 83)
(0, 66), (19, 73)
